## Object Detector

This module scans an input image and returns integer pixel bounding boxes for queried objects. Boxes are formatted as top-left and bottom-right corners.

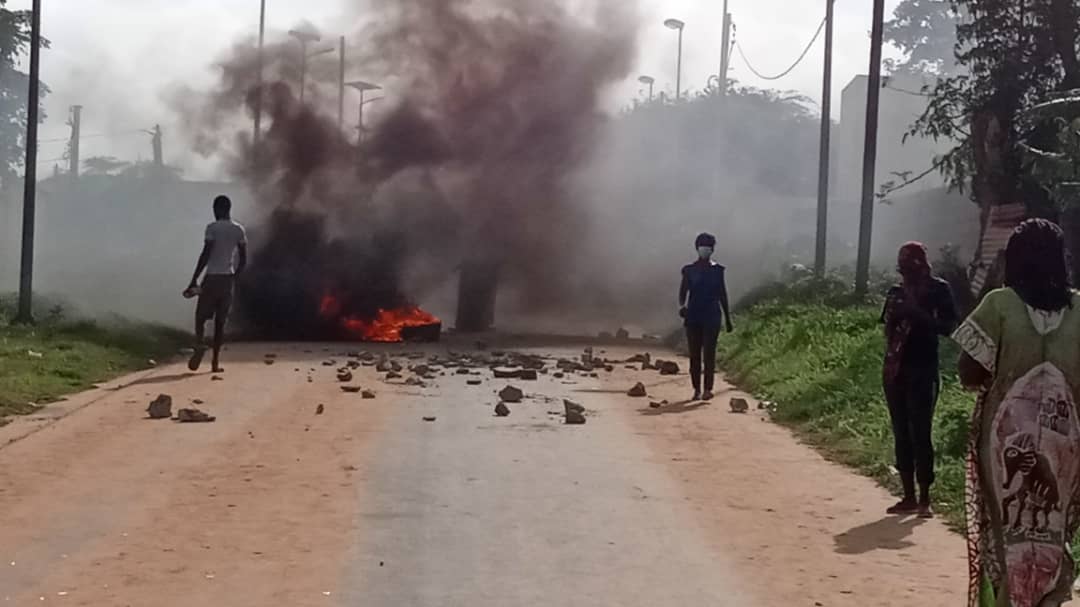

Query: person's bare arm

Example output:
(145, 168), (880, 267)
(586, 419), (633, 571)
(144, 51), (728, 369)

(678, 268), (689, 312)
(236, 242), (247, 279)
(189, 242), (212, 289)
(958, 352), (991, 391)
(719, 269), (733, 332)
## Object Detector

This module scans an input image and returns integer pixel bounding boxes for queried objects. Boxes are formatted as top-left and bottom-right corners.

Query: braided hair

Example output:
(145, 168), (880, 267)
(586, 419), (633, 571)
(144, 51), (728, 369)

(1004, 218), (1073, 312)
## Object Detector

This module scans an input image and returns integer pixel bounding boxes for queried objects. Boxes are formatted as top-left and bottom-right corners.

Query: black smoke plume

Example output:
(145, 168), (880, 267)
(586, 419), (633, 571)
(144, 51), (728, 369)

(175, 0), (637, 338)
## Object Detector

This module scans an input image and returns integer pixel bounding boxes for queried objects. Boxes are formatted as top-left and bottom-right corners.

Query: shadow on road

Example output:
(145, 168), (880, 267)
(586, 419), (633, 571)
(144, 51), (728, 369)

(637, 400), (710, 416)
(833, 516), (927, 554)
(117, 372), (200, 389)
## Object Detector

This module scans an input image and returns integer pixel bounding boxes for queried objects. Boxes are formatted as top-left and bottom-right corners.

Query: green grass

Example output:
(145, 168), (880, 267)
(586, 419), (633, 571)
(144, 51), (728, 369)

(718, 276), (971, 528)
(0, 295), (190, 425)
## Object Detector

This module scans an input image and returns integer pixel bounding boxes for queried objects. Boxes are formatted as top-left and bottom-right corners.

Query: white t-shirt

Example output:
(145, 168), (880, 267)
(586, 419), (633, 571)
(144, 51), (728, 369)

(204, 219), (247, 275)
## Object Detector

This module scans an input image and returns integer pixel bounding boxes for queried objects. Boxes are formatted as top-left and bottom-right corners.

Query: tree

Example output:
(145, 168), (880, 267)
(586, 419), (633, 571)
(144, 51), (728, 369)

(883, 0), (963, 78)
(909, 0), (1080, 282)
(0, 0), (48, 192)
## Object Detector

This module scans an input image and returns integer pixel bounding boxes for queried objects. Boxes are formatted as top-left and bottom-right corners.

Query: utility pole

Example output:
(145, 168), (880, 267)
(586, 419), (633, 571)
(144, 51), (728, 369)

(854, 0), (886, 295)
(664, 19), (685, 101)
(15, 0), (42, 325)
(68, 105), (82, 178)
(253, 0), (266, 151)
(814, 0), (835, 277)
(719, 0), (732, 95)
(151, 124), (163, 167)
(338, 36), (346, 129)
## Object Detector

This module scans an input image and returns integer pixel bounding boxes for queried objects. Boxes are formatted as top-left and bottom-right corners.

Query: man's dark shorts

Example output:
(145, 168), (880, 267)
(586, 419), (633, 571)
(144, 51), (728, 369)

(196, 274), (235, 324)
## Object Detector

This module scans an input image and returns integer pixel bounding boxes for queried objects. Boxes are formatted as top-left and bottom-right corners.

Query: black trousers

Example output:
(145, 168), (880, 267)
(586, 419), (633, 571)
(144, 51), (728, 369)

(884, 365), (939, 488)
(686, 323), (721, 392)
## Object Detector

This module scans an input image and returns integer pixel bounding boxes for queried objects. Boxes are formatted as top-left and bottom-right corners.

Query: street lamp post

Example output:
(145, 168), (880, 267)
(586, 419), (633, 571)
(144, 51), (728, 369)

(15, 0), (42, 325)
(288, 30), (322, 104)
(253, 0), (266, 150)
(346, 80), (382, 144)
(664, 18), (685, 101)
(638, 75), (655, 102)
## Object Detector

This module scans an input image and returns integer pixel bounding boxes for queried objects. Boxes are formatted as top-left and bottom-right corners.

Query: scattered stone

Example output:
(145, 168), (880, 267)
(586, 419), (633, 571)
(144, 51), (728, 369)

(264, 358), (275, 365)
(604, 365), (614, 372)
(322, 360), (336, 367)
(456, 367), (471, 375)
(265, 353), (278, 359)
(386, 371), (402, 380)
(192, 398), (204, 405)
(362, 390), (377, 399)
(659, 361), (680, 375)
(493, 367), (521, 379)
(616, 328), (630, 340)
(495, 403), (511, 417)
(564, 399), (586, 425)
(316, 404), (325, 415)
(627, 353), (651, 365)
(376, 358), (392, 372)
(423, 416), (437, 422)
(628, 382), (647, 398)
(411, 364), (431, 376)
(390, 360), (404, 372)
(347, 351), (360, 358)
(147, 359), (158, 368)
(589, 372), (599, 378)
(625, 365), (636, 370)
(649, 400), (668, 409)
(553, 372), (565, 379)
(467, 379), (483, 386)
(499, 385), (524, 403)
(730, 398), (750, 414)
(518, 369), (539, 381)
(347, 360), (361, 369)
(405, 377), (427, 388)
(175, 408), (216, 423)
(337, 370), (353, 382)
(146, 394), (173, 419)
(341, 386), (362, 393)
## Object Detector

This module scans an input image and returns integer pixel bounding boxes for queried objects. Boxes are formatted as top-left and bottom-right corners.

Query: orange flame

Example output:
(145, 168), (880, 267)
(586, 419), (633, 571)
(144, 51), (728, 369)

(319, 294), (440, 342)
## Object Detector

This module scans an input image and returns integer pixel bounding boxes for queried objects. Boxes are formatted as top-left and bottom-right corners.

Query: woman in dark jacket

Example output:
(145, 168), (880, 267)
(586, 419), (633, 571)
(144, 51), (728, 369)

(678, 233), (733, 401)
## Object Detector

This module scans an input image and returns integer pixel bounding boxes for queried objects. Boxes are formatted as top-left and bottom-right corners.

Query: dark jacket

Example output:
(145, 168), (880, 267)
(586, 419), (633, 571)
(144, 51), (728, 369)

(680, 261), (730, 327)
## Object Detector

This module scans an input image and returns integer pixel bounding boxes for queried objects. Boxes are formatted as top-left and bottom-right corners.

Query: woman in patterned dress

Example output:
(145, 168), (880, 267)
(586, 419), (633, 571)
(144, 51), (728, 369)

(954, 219), (1080, 607)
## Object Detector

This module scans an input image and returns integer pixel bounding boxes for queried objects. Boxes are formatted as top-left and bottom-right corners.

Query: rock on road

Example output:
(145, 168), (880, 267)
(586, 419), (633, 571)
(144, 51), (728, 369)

(0, 341), (966, 606)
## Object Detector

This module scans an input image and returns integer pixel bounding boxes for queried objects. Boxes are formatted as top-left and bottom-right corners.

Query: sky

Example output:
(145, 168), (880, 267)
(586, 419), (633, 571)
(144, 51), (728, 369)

(7, 0), (903, 179)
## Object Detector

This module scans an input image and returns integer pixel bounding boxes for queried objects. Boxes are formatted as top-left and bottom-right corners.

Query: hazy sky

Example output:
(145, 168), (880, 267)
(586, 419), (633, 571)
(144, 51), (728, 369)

(7, 0), (903, 178)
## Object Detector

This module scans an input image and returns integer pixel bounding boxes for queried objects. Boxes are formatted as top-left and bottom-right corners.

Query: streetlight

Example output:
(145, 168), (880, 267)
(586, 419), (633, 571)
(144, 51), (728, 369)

(664, 18), (685, 101)
(288, 29), (322, 104)
(346, 80), (382, 144)
(638, 75), (655, 102)
(253, 0), (266, 150)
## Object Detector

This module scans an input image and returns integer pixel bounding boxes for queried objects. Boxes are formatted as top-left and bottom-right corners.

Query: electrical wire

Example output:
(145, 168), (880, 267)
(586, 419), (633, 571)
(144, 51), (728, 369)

(38, 129), (146, 144)
(734, 17), (827, 81)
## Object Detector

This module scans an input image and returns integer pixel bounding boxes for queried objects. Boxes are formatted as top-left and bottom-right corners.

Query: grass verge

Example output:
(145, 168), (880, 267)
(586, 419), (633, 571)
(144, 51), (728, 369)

(0, 296), (190, 425)
(717, 276), (971, 529)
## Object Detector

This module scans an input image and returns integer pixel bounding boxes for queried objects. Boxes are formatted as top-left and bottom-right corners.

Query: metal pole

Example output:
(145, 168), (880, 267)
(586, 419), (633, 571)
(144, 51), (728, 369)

(814, 0), (834, 277)
(649, 81), (654, 101)
(854, 0), (886, 295)
(675, 28), (683, 101)
(69, 105), (82, 178)
(253, 0), (265, 149)
(357, 89), (365, 145)
(15, 0), (42, 324)
(720, 0), (731, 95)
(299, 41), (308, 105)
(338, 36), (346, 128)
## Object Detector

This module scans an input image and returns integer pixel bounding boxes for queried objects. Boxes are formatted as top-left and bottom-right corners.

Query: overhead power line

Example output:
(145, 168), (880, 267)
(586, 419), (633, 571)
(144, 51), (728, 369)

(38, 129), (146, 144)
(735, 17), (827, 81)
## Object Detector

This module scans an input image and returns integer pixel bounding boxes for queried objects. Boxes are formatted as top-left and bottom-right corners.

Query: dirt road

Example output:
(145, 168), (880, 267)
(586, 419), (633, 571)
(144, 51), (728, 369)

(0, 341), (967, 606)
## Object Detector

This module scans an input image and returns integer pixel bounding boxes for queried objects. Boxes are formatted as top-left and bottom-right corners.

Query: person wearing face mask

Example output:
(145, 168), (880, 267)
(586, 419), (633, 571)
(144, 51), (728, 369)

(880, 241), (957, 518)
(679, 233), (734, 401)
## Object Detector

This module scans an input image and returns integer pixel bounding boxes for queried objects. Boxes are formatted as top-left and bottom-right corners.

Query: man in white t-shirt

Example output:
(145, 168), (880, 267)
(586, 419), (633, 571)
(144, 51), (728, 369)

(184, 195), (247, 373)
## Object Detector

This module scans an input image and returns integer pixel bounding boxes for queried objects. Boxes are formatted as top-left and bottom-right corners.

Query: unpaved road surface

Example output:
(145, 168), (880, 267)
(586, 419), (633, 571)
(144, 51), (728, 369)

(0, 340), (967, 606)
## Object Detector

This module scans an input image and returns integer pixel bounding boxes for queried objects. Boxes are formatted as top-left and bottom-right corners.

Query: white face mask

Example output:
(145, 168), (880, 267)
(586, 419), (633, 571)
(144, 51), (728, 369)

(697, 246), (714, 260)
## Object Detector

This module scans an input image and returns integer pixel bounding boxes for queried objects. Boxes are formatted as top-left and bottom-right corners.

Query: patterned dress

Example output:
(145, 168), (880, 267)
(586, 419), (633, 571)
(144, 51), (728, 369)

(953, 288), (1080, 607)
